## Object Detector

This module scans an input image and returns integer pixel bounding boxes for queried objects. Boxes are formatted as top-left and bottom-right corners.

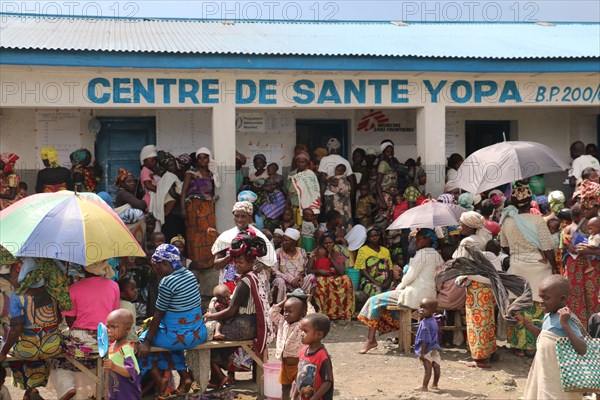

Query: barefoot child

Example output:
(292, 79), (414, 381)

(206, 284), (231, 340)
(293, 313), (334, 400)
(519, 275), (587, 400)
(414, 297), (442, 392)
(118, 278), (139, 343)
(269, 289), (315, 400)
(103, 309), (142, 400)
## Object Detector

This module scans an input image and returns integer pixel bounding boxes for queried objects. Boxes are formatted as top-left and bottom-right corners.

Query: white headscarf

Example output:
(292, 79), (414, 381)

(284, 228), (301, 241)
(195, 147), (222, 188)
(140, 145), (157, 164)
(195, 147), (212, 158)
(380, 141), (394, 153)
(326, 138), (341, 151)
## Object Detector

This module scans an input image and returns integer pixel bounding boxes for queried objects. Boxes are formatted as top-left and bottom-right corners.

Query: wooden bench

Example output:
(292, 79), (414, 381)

(7, 340), (264, 399)
(386, 305), (414, 353)
(385, 307), (467, 353)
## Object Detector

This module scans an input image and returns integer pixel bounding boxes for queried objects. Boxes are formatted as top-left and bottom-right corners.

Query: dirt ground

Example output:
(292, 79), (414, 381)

(7, 319), (534, 400)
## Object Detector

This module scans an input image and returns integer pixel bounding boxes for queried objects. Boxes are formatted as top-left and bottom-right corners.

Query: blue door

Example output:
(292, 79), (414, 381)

(95, 117), (156, 195)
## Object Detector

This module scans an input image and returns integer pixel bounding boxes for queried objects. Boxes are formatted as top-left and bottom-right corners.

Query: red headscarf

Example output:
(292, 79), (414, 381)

(0, 153), (19, 174)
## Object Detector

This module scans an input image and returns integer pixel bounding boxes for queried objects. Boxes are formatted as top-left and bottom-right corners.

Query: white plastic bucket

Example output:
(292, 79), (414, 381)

(263, 362), (282, 400)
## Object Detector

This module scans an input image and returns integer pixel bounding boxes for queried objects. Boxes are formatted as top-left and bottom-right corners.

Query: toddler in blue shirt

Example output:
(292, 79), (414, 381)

(414, 297), (442, 392)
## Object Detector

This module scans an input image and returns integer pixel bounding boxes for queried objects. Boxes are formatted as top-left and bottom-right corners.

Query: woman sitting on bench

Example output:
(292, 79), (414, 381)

(357, 229), (443, 354)
(205, 232), (274, 389)
(137, 244), (207, 399)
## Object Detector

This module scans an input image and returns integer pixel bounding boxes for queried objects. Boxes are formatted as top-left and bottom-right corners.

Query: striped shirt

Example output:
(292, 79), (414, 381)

(155, 268), (200, 313)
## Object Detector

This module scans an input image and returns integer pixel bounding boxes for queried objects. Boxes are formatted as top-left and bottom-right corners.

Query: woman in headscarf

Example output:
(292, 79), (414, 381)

(499, 185), (557, 356)
(272, 228), (316, 303)
(180, 147), (220, 270)
(376, 141), (399, 212)
(563, 180), (600, 322)
(287, 151), (321, 227)
(546, 190), (565, 221)
(0, 153), (24, 210)
(170, 235), (198, 271)
(250, 153), (269, 183)
(452, 211), (492, 259)
(206, 233), (274, 389)
(139, 145), (159, 212)
(137, 244), (207, 398)
(0, 259), (68, 400)
(69, 148), (97, 192)
(308, 233), (355, 321)
(53, 260), (120, 399)
(354, 227), (394, 297)
(212, 201), (276, 293)
(358, 229), (443, 354)
(35, 146), (73, 193)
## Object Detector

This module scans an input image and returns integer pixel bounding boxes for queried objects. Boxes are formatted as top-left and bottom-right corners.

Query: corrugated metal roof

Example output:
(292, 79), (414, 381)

(1, 14), (599, 59)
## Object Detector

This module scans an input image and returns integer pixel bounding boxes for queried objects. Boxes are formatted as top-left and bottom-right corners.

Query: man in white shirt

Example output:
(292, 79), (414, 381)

(569, 141), (600, 186)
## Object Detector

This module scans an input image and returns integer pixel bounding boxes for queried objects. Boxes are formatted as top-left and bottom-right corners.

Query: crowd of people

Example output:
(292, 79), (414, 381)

(0, 137), (598, 399)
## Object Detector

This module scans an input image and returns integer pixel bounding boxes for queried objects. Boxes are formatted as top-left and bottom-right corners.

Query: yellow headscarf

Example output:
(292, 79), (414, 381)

(40, 146), (59, 167)
(170, 234), (186, 246)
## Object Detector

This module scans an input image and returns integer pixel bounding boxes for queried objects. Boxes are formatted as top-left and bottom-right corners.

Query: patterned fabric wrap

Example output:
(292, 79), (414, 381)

(16, 259), (72, 311)
(574, 180), (600, 209)
(238, 190), (258, 203)
(232, 201), (254, 216)
(465, 281), (497, 360)
(359, 257), (391, 297)
(314, 275), (355, 321)
(564, 254), (600, 322)
(259, 191), (287, 219)
(556, 336), (600, 392)
(138, 308), (207, 376)
(508, 302), (543, 350)
(152, 244), (184, 270)
(0, 153), (19, 174)
(114, 168), (132, 186)
(118, 208), (144, 224)
(185, 198), (217, 270)
(357, 290), (401, 334)
(9, 294), (61, 390)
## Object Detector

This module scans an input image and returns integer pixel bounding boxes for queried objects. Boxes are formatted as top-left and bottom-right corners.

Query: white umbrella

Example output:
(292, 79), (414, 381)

(447, 141), (569, 194)
(387, 202), (465, 230)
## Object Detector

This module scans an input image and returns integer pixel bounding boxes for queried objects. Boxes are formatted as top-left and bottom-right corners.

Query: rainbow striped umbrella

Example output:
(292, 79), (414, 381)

(0, 191), (145, 266)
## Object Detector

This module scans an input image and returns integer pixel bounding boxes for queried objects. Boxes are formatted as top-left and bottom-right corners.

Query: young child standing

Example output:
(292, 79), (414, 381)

(140, 145), (158, 213)
(355, 183), (378, 227)
(118, 278), (139, 343)
(294, 313), (334, 400)
(269, 290), (315, 400)
(300, 208), (317, 252)
(103, 308), (142, 400)
(206, 284), (231, 340)
(414, 297), (442, 392)
(518, 275), (587, 400)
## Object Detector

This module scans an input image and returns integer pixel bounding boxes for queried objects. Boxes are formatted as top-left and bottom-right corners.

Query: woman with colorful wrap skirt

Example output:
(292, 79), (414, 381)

(137, 244), (207, 399)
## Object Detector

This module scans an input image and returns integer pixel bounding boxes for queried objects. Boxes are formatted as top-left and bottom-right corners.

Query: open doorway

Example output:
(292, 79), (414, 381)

(465, 120), (512, 156)
(296, 120), (350, 158)
(95, 117), (156, 194)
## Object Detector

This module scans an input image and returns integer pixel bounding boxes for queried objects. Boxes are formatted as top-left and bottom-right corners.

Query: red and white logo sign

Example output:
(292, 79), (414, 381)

(357, 109), (389, 132)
